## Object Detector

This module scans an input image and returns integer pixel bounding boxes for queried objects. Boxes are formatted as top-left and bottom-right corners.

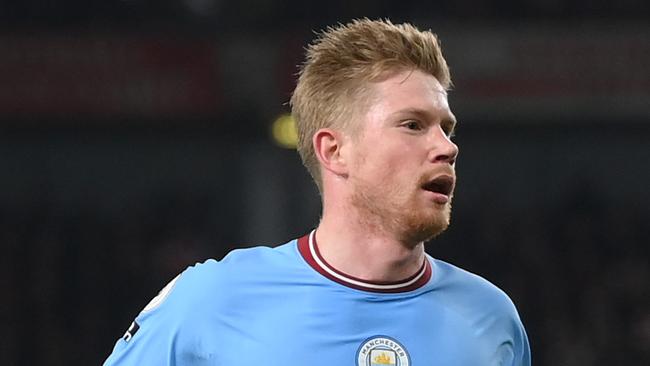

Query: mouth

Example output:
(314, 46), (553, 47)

(422, 175), (455, 202)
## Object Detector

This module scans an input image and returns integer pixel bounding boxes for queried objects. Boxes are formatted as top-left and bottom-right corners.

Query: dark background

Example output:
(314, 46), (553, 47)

(0, 1), (649, 365)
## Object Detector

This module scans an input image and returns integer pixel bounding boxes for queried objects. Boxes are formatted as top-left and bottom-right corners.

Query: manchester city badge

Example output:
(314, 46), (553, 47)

(356, 336), (410, 366)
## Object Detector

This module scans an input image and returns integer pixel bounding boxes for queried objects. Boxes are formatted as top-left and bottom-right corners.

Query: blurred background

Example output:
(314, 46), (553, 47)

(1, 0), (649, 365)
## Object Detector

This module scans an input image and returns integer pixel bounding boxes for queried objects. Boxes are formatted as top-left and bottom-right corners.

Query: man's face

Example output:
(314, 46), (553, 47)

(346, 69), (458, 245)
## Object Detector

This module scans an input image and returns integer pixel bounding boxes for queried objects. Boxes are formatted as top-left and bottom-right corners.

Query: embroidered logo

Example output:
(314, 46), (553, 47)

(122, 321), (140, 342)
(356, 336), (410, 366)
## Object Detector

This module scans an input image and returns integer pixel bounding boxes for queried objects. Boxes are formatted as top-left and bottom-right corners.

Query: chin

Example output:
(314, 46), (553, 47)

(401, 206), (451, 244)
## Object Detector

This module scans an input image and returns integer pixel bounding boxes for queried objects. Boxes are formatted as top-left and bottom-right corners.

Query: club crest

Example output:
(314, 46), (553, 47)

(356, 336), (410, 366)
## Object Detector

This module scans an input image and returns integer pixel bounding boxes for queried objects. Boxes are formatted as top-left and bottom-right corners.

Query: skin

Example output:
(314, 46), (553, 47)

(313, 69), (459, 282)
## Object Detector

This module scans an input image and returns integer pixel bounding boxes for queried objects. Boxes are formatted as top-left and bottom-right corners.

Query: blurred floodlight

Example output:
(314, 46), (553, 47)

(271, 113), (298, 149)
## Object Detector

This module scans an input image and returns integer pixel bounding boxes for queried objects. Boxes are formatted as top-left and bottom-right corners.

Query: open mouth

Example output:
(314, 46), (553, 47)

(422, 175), (455, 197)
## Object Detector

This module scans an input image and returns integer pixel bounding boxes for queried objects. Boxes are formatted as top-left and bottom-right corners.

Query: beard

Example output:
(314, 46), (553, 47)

(349, 174), (453, 246)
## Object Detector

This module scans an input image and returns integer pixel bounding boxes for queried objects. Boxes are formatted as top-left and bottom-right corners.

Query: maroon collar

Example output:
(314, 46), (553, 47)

(297, 231), (432, 293)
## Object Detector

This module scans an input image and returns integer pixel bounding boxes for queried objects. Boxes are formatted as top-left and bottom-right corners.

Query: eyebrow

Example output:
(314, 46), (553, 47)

(391, 107), (457, 132)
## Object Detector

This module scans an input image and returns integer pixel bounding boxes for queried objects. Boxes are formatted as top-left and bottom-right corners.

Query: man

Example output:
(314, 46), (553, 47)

(104, 19), (530, 365)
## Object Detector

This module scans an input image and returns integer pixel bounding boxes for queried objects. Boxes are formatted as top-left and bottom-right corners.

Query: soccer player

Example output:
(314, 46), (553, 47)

(104, 19), (530, 366)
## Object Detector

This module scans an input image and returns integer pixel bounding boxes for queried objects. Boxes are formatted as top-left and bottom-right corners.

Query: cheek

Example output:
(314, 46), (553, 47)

(351, 134), (421, 181)
(379, 147), (420, 173)
(365, 156), (415, 191)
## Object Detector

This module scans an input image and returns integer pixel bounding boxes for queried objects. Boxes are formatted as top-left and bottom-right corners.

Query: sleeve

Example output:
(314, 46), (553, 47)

(102, 260), (220, 366)
(513, 319), (531, 366)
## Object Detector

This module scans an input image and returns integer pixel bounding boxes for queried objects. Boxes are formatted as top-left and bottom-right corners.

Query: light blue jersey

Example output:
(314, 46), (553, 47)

(104, 232), (530, 365)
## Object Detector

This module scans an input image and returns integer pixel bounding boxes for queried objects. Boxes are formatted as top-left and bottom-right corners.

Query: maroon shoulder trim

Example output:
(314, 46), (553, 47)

(297, 231), (432, 293)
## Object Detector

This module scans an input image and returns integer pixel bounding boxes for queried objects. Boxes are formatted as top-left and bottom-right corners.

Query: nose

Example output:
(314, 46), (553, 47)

(429, 127), (458, 165)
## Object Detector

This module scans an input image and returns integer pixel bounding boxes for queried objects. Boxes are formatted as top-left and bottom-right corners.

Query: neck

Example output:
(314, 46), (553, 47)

(315, 204), (426, 283)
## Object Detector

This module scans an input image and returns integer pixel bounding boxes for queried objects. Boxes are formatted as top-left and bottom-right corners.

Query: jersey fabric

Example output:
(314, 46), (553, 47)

(104, 231), (530, 366)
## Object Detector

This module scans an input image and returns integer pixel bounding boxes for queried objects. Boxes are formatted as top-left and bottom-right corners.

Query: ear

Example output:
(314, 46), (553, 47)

(313, 128), (349, 178)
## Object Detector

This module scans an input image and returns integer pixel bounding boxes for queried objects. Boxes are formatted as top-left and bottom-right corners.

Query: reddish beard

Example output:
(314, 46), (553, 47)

(349, 174), (453, 246)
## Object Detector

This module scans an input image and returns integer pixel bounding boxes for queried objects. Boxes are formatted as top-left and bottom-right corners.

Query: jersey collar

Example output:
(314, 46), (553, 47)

(297, 230), (432, 293)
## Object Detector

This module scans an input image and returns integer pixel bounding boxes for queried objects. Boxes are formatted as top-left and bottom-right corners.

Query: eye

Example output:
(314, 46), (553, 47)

(402, 120), (422, 131)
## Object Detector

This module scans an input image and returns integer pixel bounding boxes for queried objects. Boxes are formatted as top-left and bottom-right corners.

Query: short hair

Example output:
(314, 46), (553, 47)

(290, 18), (451, 192)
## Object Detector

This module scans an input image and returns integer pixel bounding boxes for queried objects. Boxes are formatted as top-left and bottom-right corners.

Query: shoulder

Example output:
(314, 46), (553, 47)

(218, 240), (298, 269)
(430, 257), (521, 319)
(173, 240), (299, 299)
(104, 241), (301, 364)
(128, 241), (299, 329)
(428, 257), (530, 364)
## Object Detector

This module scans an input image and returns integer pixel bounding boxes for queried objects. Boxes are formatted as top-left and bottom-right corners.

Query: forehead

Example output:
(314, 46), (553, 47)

(366, 69), (451, 118)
